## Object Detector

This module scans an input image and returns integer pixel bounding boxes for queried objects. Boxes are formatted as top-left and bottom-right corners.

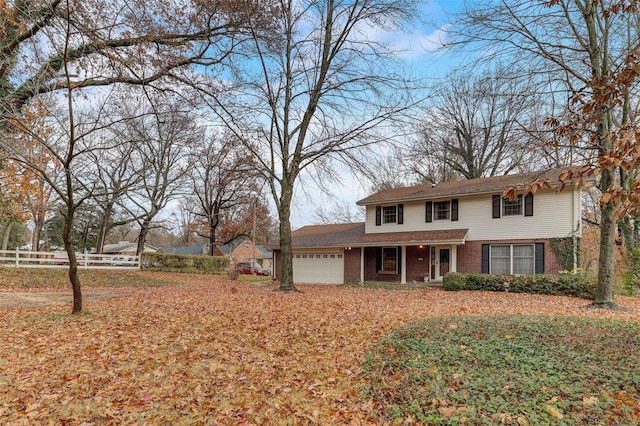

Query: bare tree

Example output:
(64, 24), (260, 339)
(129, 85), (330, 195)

(121, 97), (197, 256)
(450, 0), (640, 307)
(197, 0), (425, 291)
(187, 134), (261, 255)
(411, 68), (538, 181)
(313, 201), (364, 225)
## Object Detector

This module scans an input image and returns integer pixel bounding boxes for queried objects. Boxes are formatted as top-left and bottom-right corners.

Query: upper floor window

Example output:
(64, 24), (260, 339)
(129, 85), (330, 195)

(382, 206), (397, 223)
(434, 201), (450, 220)
(375, 204), (404, 226)
(425, 199), (458, 222)
(492, 193), (534, 218)
(502, 195), (522, 216)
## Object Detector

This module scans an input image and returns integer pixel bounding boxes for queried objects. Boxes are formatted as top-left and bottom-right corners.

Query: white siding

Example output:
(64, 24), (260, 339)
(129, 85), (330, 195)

(364, 188), (581, 241)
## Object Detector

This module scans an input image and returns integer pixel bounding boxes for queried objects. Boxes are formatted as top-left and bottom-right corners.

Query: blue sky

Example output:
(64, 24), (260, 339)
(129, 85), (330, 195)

(289, 0), (468, 228)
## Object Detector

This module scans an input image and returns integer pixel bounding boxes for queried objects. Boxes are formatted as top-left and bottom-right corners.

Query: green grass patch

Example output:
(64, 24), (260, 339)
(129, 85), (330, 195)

(362, 315), (640, 425)
(0, 268), (177, 289)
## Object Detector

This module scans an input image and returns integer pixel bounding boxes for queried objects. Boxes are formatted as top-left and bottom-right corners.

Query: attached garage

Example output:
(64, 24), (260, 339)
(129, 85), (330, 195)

(292, 252), (344, 284)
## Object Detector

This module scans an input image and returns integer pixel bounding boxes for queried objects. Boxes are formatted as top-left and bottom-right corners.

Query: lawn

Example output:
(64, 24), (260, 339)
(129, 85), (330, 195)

(0, 270), (639, 424)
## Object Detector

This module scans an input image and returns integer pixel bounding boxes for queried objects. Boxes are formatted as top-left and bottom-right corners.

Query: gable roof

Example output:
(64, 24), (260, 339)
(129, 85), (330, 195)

(286, 222), (468, 248)
(160, 241), (206, 255)
(357, 167), (579, 206)
(217, 238), (272, 256)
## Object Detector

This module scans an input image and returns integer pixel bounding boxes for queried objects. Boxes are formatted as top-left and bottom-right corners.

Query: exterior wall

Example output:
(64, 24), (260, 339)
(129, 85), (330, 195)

(273, 250), (282, 281)
(231, 240), (262, 263)
(364, 188), (581, 241)
(344, 247), (361, 283)
(363, 247), (378, 281)
(457, 239), (562, 274)
(406, 245), (431, 282)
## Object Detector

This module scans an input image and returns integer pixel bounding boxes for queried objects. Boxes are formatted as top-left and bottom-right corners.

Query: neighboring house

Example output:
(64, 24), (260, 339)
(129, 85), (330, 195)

(216, 238), (273, 270)
(160, 241), (209, 255)
(103, 241), (159, 255)
(273, 168), (585, 285)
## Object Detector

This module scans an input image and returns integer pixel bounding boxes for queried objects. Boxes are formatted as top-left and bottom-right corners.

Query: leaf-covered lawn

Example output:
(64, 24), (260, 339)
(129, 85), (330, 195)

(1, 272), (639, 424)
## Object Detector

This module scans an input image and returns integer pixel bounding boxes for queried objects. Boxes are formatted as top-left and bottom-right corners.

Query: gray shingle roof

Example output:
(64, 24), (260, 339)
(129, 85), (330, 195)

(283, 222), (468, 248)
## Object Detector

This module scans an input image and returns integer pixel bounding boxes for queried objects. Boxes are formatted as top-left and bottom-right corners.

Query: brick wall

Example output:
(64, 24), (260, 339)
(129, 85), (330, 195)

(343, 248), (361, 283)
(457, 239), (561, 274)
(406, 246), (431, 282)
(231, 240), (261, 263)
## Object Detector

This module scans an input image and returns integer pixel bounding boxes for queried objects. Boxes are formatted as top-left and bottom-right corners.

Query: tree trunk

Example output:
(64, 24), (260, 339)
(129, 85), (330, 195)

(2, 221), (14, 251)
(62, 211), (82, 314)
(137, 219), (151, 256)
(277, 188), (297, 292)
(593, 167), (619, 309)
(31, 216), (44, 252)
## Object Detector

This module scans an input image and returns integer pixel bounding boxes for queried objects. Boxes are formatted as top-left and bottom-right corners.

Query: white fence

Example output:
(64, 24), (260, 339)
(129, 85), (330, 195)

(0, 249), (141, 270)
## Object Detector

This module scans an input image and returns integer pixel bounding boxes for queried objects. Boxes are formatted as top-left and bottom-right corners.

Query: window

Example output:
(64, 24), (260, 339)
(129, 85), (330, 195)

(426, 199), (458, 222)
(493, 194), (533, 218)
(381, 247), (398, 273)
(376, 204), (404, 225)
(489, 244), (535, 275)
(502, 195), (523, 216)
(434, 201), (450, 220)
(382, 206), (397, 224)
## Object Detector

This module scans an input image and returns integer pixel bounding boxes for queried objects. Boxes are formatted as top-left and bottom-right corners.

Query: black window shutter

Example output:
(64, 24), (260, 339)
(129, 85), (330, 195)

(535, 243), (545, 274)
(425, 201), (433, 222)
(525, 193), (534, 216)
(397, 204), (404, 224)
(396, 246), (402, 274)
(451, 199), (459, 221)
(482, 244), (490, 273)
(376, 247), (382, 272)
(492, 195), (501, 218)
(375, 206), (381, 226)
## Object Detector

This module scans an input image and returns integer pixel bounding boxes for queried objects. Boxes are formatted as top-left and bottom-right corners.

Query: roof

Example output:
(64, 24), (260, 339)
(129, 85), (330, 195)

(217, 238), (272, 256)
(286, 222), (469, 248)
(357, 167), (582, 206)
(160, 241), (206, 255)
(103, 241), (158, 254)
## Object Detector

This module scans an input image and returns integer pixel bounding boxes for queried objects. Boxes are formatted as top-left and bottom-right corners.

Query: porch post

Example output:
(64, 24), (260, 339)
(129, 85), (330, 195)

(360, 246), (364, 282)
(451, 244), (457, 273)
(401, 246), (407, 284)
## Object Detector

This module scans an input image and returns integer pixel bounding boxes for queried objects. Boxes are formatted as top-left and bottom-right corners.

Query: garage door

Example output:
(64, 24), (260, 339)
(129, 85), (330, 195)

(293, 252), (344, 284)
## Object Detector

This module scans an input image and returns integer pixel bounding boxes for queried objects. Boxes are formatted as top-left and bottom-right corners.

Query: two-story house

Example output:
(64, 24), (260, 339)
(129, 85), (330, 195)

(272, 168), (584, 284)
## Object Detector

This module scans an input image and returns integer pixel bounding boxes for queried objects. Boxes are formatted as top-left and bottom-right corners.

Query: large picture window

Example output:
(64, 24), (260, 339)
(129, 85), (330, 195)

(490, 244), (534, 274)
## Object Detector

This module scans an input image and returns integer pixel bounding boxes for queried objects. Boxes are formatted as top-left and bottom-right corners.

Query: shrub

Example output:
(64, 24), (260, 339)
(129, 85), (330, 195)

(442, 272), (596, 299)
(141, 252), (229, 273)
(442, 272), (465, 291)
(621, 248), (640, 296)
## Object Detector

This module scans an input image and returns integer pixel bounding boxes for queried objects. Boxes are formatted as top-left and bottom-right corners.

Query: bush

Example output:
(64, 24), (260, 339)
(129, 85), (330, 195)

(621, 248), (640, 296)
(442, 272), (465, 291)
(442, 272), (596, 299)
(142, 252), (229, 273)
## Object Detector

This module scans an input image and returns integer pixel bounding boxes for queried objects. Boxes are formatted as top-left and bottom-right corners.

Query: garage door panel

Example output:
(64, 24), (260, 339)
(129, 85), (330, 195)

(293, 252), (343, 284)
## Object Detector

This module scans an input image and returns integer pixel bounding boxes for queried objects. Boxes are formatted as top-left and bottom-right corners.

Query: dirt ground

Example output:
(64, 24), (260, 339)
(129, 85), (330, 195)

(0, 288), (135, 309)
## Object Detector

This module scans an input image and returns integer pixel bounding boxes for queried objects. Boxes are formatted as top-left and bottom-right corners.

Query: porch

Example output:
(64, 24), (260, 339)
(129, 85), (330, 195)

(354, 244), (459, 284)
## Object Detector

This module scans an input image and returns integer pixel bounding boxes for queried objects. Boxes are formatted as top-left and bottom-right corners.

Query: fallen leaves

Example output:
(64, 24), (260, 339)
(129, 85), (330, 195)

(0, 273), (639, 424)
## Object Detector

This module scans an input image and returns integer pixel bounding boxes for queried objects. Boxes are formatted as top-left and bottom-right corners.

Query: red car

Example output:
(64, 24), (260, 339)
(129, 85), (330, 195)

(235, 262), (270, 276)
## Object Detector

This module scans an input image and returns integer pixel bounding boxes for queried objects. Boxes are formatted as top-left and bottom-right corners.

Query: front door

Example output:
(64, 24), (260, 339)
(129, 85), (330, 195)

(437, 248), (450, 279)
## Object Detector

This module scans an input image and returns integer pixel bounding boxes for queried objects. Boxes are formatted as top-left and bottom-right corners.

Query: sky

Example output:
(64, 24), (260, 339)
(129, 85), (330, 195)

(288, 0), (466, 229)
